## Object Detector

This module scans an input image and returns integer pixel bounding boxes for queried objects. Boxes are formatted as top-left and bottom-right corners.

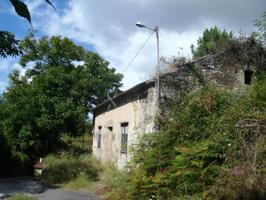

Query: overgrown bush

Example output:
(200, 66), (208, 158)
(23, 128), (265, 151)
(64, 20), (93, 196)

(41, 153), (102, 186)
(128, 77), (266, 199)
(205, 75), (266, 200)
(129, 86), (233, 198)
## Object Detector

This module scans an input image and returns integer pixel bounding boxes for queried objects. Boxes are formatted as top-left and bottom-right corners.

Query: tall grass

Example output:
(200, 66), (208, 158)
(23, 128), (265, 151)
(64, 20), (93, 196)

(41, 153), (102, 188)
(99, 164), (131, 200)
(63, 174), (93, 191)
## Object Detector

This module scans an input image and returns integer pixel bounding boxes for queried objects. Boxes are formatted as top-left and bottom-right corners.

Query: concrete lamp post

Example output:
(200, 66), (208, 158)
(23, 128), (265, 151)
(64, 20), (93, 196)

(136, 22), (160, 110)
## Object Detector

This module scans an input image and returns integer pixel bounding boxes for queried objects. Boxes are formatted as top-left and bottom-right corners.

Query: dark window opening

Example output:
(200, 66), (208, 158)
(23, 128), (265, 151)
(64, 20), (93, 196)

(97, 126), (102, 148)
(121, 122), (128, 154)
(244, 70), (253, 85)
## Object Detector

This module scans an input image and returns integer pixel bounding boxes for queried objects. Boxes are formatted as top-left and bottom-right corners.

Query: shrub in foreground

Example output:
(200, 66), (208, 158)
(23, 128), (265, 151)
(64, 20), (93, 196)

(129, 81), (266, 199)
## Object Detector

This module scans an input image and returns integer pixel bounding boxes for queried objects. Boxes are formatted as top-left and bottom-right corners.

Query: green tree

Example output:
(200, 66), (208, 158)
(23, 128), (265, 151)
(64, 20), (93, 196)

(0, 31), (21, 58)
(1, 36), (123, 168)
(255, 11), (266, 46)
(192, 26), (233, 58)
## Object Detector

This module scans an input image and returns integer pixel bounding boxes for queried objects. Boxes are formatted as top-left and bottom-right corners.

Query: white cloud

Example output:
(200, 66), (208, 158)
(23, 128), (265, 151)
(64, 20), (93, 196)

(0, 57), (19, 91)
(0, 81), (7, 93)
(0, 56), (28, 91)
(0, 57), (18, 92)
(12, 62), (27, 77)
(0, 58), (13, 71)
(27, 0), (265, 89)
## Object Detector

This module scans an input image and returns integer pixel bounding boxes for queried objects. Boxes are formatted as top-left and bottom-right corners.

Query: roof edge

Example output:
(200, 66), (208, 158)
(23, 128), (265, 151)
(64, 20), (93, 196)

(92, 79), (155, 112)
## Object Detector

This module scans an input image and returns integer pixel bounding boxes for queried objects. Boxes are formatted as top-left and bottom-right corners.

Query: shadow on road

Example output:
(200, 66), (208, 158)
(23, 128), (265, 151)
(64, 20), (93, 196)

(0, 176), (50, 199)
(0, 177), (100, 200)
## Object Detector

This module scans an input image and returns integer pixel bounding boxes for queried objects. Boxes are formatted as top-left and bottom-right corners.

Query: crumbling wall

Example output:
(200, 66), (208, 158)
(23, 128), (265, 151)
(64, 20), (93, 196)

(196, 54), (243, 88)
(159, 53), (249, 115)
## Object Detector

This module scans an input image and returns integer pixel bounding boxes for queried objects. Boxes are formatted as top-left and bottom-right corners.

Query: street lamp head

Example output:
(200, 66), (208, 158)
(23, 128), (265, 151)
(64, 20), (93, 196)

(136, 22), (146, 28)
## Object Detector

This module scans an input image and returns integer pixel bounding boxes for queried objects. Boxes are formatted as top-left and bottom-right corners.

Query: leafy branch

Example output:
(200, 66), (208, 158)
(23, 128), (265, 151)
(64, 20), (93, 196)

(9, 0), (56, 24)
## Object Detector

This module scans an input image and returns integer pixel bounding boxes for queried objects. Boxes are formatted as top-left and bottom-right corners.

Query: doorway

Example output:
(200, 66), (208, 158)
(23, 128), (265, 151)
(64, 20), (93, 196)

(106, 126), (113, 162)
(244, 70), (253, 85)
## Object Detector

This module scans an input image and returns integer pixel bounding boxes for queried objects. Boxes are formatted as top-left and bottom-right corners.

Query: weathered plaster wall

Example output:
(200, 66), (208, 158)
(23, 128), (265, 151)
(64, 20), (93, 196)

(92, 87), (156, 168)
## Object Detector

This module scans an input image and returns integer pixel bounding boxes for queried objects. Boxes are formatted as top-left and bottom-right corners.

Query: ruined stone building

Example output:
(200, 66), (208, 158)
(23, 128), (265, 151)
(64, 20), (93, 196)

(92, 81), (156, 168)
(92, 51), (257, 169)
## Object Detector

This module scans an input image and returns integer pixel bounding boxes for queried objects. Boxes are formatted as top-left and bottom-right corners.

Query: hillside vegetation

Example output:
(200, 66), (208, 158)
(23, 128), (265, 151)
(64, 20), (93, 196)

(125, 74), (266, 199)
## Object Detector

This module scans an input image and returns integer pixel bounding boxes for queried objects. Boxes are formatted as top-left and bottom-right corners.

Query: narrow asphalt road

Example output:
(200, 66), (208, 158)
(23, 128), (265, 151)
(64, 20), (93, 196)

(0, 177), (100, 200)
(34, 189), (100, 200)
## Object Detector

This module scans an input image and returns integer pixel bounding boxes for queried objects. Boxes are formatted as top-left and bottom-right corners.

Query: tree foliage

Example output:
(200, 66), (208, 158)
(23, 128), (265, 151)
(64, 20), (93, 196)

(0, 31), (21, 58)
(192, 26), (233, 58)
(0, 36), (123, 173)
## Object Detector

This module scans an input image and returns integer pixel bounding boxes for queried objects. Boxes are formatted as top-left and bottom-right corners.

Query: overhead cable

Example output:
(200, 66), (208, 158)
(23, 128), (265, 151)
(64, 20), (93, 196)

(122, 31), (155, 74)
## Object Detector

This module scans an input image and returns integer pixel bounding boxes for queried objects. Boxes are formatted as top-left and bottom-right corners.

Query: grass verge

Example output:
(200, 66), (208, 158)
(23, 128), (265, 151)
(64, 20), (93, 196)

(8, 194), (37, 200)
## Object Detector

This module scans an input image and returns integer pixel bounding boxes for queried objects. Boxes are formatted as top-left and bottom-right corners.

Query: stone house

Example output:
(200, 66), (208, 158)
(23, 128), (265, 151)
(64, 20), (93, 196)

(92, 80), (156, 168)
(92, 53), (256, 169)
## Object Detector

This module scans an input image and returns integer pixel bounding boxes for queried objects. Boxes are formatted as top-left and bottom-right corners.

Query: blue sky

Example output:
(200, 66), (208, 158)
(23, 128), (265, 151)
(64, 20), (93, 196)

(0, 0), (265, 92)
(0, 1), (29, 38)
